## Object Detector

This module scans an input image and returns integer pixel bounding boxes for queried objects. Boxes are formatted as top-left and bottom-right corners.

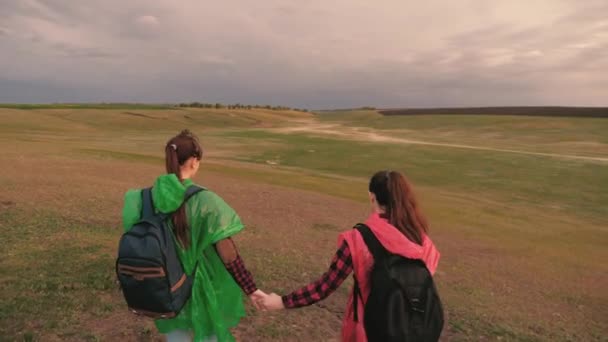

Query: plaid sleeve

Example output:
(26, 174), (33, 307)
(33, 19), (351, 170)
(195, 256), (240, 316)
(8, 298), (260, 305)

(225, 255), (257, 295)
(282, 240), (353, 308)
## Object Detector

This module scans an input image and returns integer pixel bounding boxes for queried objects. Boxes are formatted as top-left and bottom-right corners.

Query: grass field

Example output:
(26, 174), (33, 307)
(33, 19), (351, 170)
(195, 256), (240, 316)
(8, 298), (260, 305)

(1, 106), (607, 341)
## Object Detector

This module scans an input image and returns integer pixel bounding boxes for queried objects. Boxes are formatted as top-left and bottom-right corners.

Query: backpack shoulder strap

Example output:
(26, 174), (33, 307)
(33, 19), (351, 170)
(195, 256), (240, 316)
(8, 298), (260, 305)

(353, 275), (362, 322)
(354, 223), (388, 261)
(141, 187), (154, 218)
(184, 185), (206, 202)
(352, 223), (388, 323)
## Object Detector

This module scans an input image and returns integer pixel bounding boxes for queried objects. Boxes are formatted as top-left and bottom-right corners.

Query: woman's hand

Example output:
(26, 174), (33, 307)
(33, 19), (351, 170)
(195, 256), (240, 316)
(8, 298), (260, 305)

(257, 293), (285, 311)
(248, 289), (268, 310)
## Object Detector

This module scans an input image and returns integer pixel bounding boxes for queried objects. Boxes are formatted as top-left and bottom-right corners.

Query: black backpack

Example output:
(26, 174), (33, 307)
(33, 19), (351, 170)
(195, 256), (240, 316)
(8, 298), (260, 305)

(353, 223), (444, 342)
(116, 185), (204, 319)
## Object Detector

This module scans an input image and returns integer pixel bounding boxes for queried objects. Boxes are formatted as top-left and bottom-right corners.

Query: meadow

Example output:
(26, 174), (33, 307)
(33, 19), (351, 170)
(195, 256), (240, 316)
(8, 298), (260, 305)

(1, 106), (606, 341)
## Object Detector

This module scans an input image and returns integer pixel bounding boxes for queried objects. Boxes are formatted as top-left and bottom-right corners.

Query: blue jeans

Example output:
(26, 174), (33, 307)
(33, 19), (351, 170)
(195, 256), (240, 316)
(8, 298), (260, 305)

(164, 329), (217, 342)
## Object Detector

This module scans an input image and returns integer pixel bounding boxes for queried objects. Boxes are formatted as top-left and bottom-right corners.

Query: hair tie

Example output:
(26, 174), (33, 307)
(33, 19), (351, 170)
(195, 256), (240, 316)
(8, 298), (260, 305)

(170, 144), (177, 151)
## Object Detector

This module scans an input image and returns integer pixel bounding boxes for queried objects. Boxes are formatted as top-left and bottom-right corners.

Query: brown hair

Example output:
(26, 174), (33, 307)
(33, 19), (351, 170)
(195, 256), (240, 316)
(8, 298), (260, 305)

(369, 170), (428, 245)
(165, 129), (203, 248)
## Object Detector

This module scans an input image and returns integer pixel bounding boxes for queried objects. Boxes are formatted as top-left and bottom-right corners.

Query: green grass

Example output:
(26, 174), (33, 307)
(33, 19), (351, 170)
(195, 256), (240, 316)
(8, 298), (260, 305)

(0, 108), (310, 139)
(0, 209), (117, 340)
(319, 110), (608, 140)
(221, 130), (608, 222)
(318, 111), (608, 156)
(78, 149), (163, 164)
(1, 107), (607, 341)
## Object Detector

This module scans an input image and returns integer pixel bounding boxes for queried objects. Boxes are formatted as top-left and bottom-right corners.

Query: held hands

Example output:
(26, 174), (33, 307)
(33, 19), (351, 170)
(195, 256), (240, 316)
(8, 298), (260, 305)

(248, 289), (285, 311)
(259, 292), (285, 311)
(248, 289), (268, 310)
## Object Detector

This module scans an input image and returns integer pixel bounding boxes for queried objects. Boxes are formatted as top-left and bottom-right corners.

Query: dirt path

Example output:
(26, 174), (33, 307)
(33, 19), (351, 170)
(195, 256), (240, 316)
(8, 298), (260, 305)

(275, 123), (608, 163)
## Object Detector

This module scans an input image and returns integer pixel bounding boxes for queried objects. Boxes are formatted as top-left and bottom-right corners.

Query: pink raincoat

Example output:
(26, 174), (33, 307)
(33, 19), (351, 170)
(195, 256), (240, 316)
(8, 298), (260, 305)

(338, 212), (440, 342)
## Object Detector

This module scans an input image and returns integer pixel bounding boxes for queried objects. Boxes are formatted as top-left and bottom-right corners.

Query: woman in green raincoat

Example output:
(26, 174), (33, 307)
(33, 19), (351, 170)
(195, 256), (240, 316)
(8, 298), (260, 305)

(122, 130), (265, 342)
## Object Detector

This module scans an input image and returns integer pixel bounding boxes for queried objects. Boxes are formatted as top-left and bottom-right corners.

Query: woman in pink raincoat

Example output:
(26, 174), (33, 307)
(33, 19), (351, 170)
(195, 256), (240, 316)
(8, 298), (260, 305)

(259, 170), (440, 341)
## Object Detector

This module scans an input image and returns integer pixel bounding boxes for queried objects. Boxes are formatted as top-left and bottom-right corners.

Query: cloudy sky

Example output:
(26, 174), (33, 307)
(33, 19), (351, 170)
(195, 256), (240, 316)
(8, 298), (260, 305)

(0, 0), (606, 108)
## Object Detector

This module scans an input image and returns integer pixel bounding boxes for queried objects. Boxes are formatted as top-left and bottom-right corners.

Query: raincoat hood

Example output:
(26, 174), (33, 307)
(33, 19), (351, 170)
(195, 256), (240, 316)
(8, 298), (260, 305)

(364, 212), (440, 274)
(151, 174), (194, 213)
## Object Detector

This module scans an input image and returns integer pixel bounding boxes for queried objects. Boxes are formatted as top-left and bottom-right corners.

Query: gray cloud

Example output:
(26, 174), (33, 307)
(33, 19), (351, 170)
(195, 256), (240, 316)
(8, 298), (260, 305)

(0, 0), (606, 108)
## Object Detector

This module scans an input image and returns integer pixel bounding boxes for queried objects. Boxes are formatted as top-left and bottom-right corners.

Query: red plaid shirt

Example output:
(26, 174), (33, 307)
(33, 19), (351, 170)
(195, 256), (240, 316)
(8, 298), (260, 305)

(225, 255), (257, 295)
(282, 240), (353, 308)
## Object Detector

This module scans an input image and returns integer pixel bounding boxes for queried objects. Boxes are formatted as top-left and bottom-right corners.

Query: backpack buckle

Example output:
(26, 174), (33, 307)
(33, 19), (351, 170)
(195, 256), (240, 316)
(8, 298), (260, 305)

(410, 298), (425, 313)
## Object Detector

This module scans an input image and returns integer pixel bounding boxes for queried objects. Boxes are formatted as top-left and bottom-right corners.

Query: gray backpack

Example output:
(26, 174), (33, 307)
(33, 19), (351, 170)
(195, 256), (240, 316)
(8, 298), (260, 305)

(116, 185), (204, 318)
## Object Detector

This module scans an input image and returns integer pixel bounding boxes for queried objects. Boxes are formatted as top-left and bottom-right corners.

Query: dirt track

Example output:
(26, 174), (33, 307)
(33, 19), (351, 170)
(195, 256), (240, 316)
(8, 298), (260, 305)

(275, 123), (608, 163)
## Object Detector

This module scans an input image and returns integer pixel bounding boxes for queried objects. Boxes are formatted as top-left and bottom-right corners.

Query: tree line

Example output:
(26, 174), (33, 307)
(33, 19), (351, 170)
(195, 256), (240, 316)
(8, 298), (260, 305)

(176, 102), (308, 112)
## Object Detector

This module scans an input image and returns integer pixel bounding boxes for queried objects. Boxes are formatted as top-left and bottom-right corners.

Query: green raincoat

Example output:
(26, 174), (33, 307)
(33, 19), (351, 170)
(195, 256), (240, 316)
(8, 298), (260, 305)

(122, 174), (245, 342)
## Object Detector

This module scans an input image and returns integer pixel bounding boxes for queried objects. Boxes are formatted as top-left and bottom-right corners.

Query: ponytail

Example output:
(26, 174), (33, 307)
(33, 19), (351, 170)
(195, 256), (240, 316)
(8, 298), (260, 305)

(369, 170), (428, 245)
(165, 144), (181, 178)
(164, 130), (203, 249)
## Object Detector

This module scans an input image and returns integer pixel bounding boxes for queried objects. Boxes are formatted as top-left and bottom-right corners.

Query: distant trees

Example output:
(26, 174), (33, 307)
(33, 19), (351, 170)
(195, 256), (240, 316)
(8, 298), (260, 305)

(178, 102), (215, 108)
(176, 102), (309, 112)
